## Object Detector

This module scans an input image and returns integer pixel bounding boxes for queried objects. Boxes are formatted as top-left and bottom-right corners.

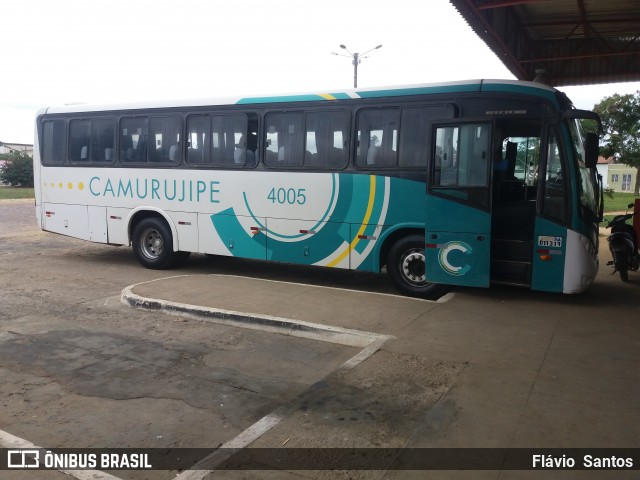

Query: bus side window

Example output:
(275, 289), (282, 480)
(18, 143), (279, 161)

(398, 108), (429, 168)
(149, 117), (181, 164)
(244, 113), (259, 167)
(67, 118), (116, 163)
(211, 114), (245, 166)
(398, 105), (454, 168)
(432, 123), (490, 208)
(265, 124), (279, 164)
(186, 115), (209, 165)
(356, 109), (399, 167)
(42, 120), (66, 165)
(69, 119), (91, 162)
(232, 113), (258, 168)
(304, 111), (349, 169)
(91, 119), (116, 163)
(120, 117), (149, 163)
(434, 126), (457, 185)
(264, 112), (304, 168)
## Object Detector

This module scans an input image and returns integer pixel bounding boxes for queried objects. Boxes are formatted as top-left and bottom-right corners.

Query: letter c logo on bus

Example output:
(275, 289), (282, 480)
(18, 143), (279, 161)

(439, 241), (472, 276)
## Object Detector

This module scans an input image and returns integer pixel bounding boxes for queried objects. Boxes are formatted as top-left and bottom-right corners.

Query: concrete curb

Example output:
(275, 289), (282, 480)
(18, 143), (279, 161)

(121, 277), (394, 349)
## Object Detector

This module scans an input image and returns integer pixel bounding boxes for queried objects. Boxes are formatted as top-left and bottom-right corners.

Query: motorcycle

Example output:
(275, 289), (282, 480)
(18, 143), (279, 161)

(606, 203), (639, 282)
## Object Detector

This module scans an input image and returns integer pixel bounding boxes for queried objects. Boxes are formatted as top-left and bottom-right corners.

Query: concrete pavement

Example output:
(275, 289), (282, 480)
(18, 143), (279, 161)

(124, 248), (640, 479)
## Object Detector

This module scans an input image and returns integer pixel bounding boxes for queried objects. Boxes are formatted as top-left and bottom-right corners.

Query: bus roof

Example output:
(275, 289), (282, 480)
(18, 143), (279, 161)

(41, 79), (559, 115)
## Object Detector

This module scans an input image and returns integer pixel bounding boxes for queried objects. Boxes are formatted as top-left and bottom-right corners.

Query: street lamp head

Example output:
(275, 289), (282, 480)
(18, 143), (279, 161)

(339, 44), (355, 56)
(375, 44), (382, 49)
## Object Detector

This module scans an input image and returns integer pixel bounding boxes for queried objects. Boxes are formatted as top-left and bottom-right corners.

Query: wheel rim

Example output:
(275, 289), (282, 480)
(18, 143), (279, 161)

(400, 248), (427, 286)
(140, 227), (164, 260)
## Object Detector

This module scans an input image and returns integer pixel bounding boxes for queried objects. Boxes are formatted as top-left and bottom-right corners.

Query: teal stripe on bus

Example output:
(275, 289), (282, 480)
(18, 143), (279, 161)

(356, 84), (482, 99)
(235, 83), (556, 104)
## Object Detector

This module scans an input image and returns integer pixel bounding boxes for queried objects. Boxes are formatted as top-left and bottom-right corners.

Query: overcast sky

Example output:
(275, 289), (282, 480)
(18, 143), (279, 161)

(2, 0), (639, 144)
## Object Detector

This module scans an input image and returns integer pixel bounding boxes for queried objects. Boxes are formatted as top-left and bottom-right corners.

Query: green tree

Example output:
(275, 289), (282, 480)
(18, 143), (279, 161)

(593, 91), (640, 195)
(0, 151), (34, 187)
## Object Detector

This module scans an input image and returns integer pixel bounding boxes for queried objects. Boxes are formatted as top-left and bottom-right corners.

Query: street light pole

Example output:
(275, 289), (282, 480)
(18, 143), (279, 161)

(352, 52), (359, 88)
(331, 44), (382, 88)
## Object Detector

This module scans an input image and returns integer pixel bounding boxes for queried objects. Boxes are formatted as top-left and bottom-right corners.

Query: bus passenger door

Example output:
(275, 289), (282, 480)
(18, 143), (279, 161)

(530, 130), (568, 292)
(425, 123), (492, 288)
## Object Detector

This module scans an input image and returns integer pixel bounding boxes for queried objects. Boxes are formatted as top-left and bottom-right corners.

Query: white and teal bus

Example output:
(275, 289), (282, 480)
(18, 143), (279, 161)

(34, 79), (602, 299)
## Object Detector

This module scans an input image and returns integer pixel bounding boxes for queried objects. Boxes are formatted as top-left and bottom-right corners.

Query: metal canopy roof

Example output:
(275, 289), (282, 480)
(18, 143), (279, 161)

(450, 0), (640, 86)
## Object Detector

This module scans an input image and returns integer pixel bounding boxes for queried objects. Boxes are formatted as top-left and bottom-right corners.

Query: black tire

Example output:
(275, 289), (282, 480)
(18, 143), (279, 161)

(132, 217), (189, 269)
(386, 234), (447, 299)
(612, 251), (629, 282)
(619, 268), (629, 282)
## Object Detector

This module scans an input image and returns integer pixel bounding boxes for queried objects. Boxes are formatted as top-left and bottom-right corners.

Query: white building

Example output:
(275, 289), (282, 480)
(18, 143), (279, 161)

(0, 141), (33, 156)
(596, 156), (613, 189)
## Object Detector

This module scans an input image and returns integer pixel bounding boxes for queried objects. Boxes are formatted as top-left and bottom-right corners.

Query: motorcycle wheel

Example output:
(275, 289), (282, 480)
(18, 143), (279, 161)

(619, 268), (629, 282)
(612, 251), (630, 282)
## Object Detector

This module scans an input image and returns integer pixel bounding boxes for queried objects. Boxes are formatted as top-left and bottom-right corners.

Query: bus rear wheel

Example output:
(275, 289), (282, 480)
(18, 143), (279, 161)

(132, 217), (189, 269)
(387, 234), (446, 299)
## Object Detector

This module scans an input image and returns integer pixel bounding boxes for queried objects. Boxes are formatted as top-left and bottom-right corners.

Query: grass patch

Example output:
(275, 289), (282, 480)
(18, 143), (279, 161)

(603, 192), (638, 213)
(601, 193), (637, 226)
(0, 187), (34, 200)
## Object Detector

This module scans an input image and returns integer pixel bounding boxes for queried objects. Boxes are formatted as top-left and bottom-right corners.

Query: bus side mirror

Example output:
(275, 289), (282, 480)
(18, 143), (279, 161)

(584, 132), (599, 169)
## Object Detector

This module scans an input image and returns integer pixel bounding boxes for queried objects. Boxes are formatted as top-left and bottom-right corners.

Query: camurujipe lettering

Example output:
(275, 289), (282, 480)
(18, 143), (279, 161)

(89, 176), (220, 203)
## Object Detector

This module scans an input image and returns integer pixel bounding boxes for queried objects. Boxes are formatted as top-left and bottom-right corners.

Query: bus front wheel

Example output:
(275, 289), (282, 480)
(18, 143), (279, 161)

(386, 234), (446, 299)
(132, 217), (189, 269)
